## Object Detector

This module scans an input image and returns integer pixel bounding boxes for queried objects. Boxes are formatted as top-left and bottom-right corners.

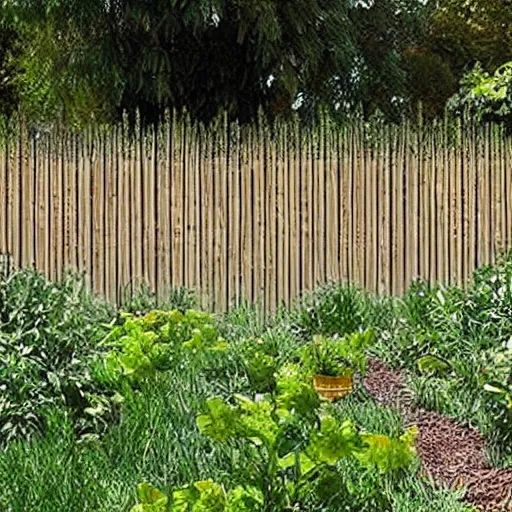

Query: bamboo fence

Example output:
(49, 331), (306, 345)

(0, 115), (511, 311)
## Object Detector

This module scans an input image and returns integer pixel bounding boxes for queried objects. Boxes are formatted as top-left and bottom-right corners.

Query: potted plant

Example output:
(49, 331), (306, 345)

(302, 330), (373, 400)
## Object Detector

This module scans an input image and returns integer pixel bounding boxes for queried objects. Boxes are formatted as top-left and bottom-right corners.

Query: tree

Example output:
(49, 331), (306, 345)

(397, 0), (512, 120)
(429, 0), (512, 78)
(4, 0), (425, 126)
(0, 19), (18, 119)
(449, 61), (512, 130)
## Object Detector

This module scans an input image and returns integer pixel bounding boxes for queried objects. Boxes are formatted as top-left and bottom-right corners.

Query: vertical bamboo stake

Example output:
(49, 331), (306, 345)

(120, 121), (131, 298)
(455, 122), (464, 284)
(105, 128), (117, 303)
(254, 120), (263, 306)
(0, 136), (6, 255)
(282, 123), (290, 307)
(61, 130), (70, 271)
(264, 121), (276, 311)
(429, 127), (437, 285)
(221, 115), (229, 310)
(241, 126), (253, 303)
(194, 121), (202, 300)
(301, 126), (311, 291)
(317, 116), (326, 287)
(357, 120), (366, 288)
(477, 125), (486, 268)
(143, 126), (156, 291)
(290, 120), (300, 302)
(103, 131), (111, 299)
(68, 132), (78, 273)
(276, 122), (286, 306)
(10, 129), (20, 267)
(442, 118), (450, 283)
(370, 126), (379, 293)
(198, 124), (209, 308)
(327, 123), (339, 283)
(486, 126), (496, 263)
(363, 126), (372, 290)
(80, 129), (91, 285)
(498, 126), (506, 255)
(21, 124), (33, 267)
(347, 124), (355, 284)
(506, 135), (512, 252)
(390, 125), (399, 295)
(171, 113), (183, 288)
(182, 117), (191, 289)
(340, 125), (349, 283)
(205, 121), (215, 307)
(34, 135), (45, 271)
(396, 124), (405, 295)
(214, 114), (228, 311)
(226, 123), (240, 305)
(92, 129), (103, 293)
(380, 124), (391, 293)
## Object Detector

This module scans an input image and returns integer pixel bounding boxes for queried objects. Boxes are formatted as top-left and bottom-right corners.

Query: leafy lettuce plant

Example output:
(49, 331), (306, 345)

(356, 427), (418, 473)
(274, 364), (319, 417)
(239, 338), (279, 393)
(131, 481), (264, 512)
(196, 388), (416, 510)
(97, 310), (227, 387)
(196, 394), (358, 509)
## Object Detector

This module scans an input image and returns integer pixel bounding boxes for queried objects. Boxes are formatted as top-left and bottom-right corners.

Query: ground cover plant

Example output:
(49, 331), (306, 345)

(3, 262), (511, 510)
(368, 254), (512, 463)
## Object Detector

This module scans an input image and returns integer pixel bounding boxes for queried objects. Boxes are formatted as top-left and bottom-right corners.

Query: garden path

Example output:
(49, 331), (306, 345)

(363, 361), (512, 512)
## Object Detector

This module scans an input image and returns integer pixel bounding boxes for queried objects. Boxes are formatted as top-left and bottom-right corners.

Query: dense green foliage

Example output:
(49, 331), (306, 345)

(0, 265), (488, 511)
(449, 62), (512, 129)
(2, 0), (512, 126)
(0, 269), (115, 444)
(0, 0), (426, 125)
(371, 254), (512, 459)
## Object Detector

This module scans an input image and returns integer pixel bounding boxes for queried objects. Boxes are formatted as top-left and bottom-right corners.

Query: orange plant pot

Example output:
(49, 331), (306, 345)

(313, 374), (353, 401)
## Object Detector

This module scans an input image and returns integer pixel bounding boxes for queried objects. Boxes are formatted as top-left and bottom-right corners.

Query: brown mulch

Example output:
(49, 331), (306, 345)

(363, 360), (512, 512)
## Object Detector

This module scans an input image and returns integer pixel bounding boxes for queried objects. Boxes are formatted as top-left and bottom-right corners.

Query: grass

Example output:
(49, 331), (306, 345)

(0, 368), (474, 512)
(4, 258), (512, 510)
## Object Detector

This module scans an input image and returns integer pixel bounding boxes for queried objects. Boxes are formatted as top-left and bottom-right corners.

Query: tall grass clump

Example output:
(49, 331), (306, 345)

(121, 282), (198, 315)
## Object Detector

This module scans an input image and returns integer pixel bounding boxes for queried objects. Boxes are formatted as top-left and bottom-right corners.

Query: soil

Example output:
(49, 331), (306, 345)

(363, 360), (512, 512)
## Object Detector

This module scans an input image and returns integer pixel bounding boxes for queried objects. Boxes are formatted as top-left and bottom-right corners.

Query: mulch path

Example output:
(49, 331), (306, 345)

(363, 360), (512, 511)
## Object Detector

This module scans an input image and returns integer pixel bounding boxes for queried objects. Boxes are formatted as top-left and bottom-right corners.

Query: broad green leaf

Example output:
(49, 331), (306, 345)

(137, 483), (168, 505)
(196, 398), (239, 442)
(484, 383), (507, 395)
(226, 486), (264, 512)
(306, 417), (360, 464)
(278, 452), (295, 469)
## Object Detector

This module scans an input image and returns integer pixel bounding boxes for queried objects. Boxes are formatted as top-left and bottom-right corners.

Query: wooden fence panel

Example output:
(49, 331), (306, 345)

(1, 116), (512, 313)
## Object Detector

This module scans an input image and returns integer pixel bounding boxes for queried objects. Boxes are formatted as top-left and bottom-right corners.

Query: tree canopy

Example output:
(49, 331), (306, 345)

(1, 0), (512, 126)
(0, 0), (426, 126)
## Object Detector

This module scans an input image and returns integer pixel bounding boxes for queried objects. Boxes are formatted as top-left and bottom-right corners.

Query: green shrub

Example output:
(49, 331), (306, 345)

(0, 269), (116, 444)
(121, 283), (198, 316)
(192, 391), (416, 511)
(294, 283), (372, 338)
(98, 310), (227, 388)
(374, 254), (512, 455)
(465, 254), (512, 348)
(482, 341), (512, 451)
(300, 330), (373, 377)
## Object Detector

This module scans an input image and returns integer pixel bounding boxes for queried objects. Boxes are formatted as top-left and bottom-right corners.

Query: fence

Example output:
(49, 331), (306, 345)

(1, 115), (511, 311)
